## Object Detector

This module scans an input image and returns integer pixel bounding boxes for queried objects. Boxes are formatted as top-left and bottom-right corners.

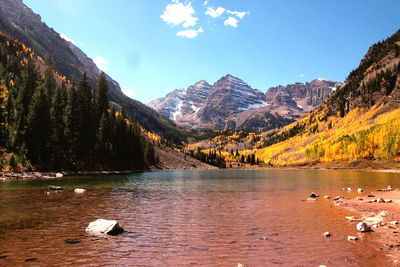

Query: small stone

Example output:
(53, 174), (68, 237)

(357, 188), (363, 193)
(380, 211), (389, 217)
(74, 188), (87, 194)
(384, 199), (393, 203)
(55, 172), (63, 178)
(391, 221), (398, 225)
(367, 194), (375, 197)
(346, 216), (360, 222)
(376, 198), (385, 203)
(319, 265), (327, 267)
(377, 189), (382, 192)
(324, 196), (330, 199)
(347, 187), (352, 191)
(48, 185), (63, 191)
(387, 185), (392, 191)
(307, 198), (317, 201)
(348, 236), (358, 241)
(310, 192), (319, 198)
(45, 191), (50, 195)
(357, 222), (371, 232)
(322, 232), (331, 237)
(356, 197), (363, 201)
(333, 196), (343, 201)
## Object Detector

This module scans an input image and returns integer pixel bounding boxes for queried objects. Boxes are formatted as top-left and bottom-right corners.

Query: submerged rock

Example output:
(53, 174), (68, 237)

(86, 219), (124, 235)
(357, 222), (371, 232)
(74, 188), (87, 194)
(48, 185), (63, 191)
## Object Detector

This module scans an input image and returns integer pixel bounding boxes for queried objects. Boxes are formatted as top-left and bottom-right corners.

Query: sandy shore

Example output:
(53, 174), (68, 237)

(335, 188), (400, 265)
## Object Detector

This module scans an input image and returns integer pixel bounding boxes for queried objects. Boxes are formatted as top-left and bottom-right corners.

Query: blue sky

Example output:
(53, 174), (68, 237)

(23, 0), (400, 103)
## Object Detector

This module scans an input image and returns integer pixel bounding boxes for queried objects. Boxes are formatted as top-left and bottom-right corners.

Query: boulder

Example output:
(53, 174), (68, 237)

(357, 188), (363, 193)
(357, 222), (371, 232)
(348, 236), (358, 241)
(48, 185), (63, 191)
(86, 219), (124, 235)
(74, 188), (87, 194)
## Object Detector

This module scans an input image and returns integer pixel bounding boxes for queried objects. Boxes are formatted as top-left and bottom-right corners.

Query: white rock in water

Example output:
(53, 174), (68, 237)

(74, 188), (87, 194)
(357, 188), (363, 193)
(357, 222), (371, 232)
(322, 232), (331, 237)
(348, 236), (358, 241)
(86, 219), (124, 235)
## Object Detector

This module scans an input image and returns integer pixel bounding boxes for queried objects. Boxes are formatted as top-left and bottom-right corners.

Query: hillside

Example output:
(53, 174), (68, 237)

(0, 32), (157, 171)
(254, 29), (400, 167)
(149, 74), (340, 132)
(0, 0), (185, 143)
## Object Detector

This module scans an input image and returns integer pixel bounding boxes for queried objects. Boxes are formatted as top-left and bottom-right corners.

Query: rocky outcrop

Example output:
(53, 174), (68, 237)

(266, 79), (342, 112)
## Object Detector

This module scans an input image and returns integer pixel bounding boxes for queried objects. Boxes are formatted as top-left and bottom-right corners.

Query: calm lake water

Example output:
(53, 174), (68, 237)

(0, 169), (399, 266)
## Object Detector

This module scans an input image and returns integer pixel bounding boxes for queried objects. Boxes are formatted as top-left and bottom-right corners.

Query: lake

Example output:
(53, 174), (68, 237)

(0, 169), (399, 266)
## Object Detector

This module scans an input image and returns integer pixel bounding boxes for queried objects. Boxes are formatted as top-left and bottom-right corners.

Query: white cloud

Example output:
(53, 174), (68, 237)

(160, 1), (198, 28)
(60, 33), (75, 44)
(224, 17), (238, 27)
(203, 0), (208, 6)
(205, 7), (225, 18)
(176, 27), (203, 39)
(227, 10), (248, 19)
(93, 56), (109, 72)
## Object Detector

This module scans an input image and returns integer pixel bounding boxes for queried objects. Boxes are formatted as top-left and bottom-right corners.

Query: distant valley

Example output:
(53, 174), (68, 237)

(148, 75), (341, 131)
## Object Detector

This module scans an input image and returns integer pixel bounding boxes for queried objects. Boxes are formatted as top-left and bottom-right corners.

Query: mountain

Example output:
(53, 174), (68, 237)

(0, 0), (185, 143)
(255, 29), (400, 167)
(148, 75), (340, 132)
(266, 79), (341, 112)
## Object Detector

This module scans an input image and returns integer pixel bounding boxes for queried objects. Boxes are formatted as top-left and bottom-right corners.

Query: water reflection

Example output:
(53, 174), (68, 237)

(0, 169), (398, 265)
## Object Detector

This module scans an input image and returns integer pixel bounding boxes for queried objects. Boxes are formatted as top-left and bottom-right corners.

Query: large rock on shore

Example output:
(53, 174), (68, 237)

(85, 219), (124, 235)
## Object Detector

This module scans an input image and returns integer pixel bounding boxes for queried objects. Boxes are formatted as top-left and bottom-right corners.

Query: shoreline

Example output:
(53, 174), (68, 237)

(1, 166), (400, 181)
(334, 189), (400, 265)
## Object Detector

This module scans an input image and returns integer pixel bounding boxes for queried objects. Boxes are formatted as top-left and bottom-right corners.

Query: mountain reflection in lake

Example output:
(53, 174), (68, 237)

(0, 169), (396, 266)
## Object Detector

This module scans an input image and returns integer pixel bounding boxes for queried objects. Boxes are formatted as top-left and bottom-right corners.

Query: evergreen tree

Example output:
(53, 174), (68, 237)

(25, 86), (51, 167)
(95, 72), (109, 119)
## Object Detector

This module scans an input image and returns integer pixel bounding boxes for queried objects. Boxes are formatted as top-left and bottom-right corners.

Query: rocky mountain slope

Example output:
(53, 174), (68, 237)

(255, 29), (400, 167)
(149, 74), (341, 132)
(0, 0), (185, 143)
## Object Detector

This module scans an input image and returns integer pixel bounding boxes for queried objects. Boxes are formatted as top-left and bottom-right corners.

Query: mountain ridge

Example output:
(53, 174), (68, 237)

(148, 74), (341, 132)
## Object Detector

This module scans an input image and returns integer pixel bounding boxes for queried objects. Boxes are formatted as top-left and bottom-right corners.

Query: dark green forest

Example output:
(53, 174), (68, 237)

(0, 33), (156, 171)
